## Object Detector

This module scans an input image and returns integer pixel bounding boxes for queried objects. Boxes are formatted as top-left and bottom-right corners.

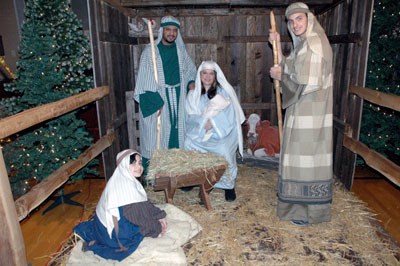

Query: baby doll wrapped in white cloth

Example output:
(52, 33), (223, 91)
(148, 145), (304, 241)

(202, 94), (230, 141)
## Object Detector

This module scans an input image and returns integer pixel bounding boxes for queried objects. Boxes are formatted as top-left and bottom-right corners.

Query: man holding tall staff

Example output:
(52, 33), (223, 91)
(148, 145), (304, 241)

(269, 2), (334, 226)
(134, 16), (197, 175)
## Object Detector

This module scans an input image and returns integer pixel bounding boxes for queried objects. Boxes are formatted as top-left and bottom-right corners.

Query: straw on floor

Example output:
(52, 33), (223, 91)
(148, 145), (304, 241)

(51, 159), (399, 265)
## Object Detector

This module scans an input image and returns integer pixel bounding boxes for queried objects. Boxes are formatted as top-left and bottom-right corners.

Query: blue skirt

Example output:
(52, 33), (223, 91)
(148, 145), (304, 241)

(74, 207), (144, 261)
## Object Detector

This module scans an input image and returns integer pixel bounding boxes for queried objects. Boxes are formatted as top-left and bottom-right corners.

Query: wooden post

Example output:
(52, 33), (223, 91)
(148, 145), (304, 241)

(0, 147), (27, 266)
(270, 11), (283, 146)
(126, 91), (140, 151)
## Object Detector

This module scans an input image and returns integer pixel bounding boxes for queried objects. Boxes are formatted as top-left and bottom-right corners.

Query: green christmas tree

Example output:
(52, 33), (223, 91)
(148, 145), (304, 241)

(360, 0), (400, 165)
(1, 0), (96, 198)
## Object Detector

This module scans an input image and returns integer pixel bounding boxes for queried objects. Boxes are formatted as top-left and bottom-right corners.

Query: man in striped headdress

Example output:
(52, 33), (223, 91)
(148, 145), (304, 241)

(134, 16), (197, 174)
(269, 2), (333, 226)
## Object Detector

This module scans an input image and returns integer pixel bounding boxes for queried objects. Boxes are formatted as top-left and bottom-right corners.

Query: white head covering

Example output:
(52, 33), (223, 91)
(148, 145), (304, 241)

(186, 61), (246, 157)
(96, 149), (147, 238)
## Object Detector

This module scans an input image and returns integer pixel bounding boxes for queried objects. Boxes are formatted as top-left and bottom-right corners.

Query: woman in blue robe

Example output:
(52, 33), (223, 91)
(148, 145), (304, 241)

(184, 61), (245, 201)
(74, 149), (167, 261)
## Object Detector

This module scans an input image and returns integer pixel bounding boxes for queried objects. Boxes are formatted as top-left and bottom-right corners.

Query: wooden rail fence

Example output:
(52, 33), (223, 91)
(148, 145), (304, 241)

(0, 86), (112, 266)
(345, 85), (400, 187)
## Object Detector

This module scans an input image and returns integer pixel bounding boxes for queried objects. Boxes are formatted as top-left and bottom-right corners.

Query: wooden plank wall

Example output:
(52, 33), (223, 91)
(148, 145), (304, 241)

(319, 0), (374, 189)
(129, 2), (373, 189)
(129, 8), (288, 125)
(88, 1), (373, 189)
(88, 0), (136, 179)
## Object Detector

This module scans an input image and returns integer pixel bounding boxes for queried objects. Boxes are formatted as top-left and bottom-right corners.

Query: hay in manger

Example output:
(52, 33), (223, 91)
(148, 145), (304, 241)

(147, 149), (227, 210)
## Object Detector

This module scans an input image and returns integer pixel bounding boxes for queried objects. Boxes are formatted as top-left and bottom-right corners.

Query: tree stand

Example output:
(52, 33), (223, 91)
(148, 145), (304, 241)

(42, 188), (83, 215)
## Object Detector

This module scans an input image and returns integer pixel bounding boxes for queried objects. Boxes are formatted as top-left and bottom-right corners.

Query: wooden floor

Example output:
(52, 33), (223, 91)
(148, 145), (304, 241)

(20, 168), (399, 266)
(352, 167), (400, 244)
(20, 178), (105, 266)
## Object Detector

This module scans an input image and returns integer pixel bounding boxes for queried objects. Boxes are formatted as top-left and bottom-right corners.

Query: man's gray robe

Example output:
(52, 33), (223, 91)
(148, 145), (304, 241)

(278, 9), (334, 224)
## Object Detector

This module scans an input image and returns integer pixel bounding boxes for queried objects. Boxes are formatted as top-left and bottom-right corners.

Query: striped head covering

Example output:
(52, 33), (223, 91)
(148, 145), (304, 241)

(156, 16), (185, 50)
(160, 15), (180, 28)
(186, 61), (246, 157)
(96, 149), (147, 238)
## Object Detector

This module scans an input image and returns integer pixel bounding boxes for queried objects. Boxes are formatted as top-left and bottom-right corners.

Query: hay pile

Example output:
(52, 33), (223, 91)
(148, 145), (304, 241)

(146, 163), (400, 265)
(52, 160), (399, 265)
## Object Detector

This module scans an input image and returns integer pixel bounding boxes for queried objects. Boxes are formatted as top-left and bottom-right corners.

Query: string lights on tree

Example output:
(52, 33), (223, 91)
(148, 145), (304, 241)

(1, 0), (97, 198)
(360, 0), (400, 165)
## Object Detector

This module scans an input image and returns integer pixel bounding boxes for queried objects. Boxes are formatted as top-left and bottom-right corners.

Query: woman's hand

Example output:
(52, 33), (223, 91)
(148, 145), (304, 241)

(205, 119), (213, 130)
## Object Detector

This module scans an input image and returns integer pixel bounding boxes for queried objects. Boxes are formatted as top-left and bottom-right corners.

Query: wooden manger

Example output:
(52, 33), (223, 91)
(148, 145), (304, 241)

(147, 149), (227, 210)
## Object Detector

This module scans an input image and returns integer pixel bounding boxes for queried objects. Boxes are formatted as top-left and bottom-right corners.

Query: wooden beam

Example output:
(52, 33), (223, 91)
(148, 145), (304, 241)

(333, 116), (346, 132)
(328, 33), (362, 44)
(241, 102), (273, 110)
(314, 0), (345, 15)
(113, 112), (128, 128)
(100, 32), (138, 45)
(102, 0), (136, 17)
(14, 131), (115, 221)
(121, 0), (335, 9)
(127, 7), (272, 17)
(343, 135), (400, 187)
(121, 0), (230, 7)
(0, 148), (27, 266)
(349, 85), (400, 112)
(126, 91), (136, 150)
(134, 33), (360, 45)
(0, 86), (110, 139)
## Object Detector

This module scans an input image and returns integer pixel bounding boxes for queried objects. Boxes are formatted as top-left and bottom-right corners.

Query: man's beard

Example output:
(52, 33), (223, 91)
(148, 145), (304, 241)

(164, 36), (176, 44)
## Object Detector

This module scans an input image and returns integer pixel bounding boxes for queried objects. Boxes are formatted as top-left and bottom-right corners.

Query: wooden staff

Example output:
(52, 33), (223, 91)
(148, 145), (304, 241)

(144, 18), (161, 149)
(270, 11), (283, 147)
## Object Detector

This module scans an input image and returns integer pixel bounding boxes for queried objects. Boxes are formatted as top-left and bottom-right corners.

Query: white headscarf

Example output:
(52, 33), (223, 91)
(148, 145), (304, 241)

(186, 61), (246, 157)
(96, 149), (147, 238)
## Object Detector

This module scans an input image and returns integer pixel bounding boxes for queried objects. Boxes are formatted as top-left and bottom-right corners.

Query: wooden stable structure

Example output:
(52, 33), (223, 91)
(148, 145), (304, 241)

(1, 0), (399, 264)
(87, 0), (390, 188)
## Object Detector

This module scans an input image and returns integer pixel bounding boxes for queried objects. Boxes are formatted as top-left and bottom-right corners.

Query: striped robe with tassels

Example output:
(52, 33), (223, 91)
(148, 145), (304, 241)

(133, 43), (196, 160)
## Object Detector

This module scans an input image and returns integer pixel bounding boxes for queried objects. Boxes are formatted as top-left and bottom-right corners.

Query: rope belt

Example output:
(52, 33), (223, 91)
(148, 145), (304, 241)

(165, 83), (180, 89)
